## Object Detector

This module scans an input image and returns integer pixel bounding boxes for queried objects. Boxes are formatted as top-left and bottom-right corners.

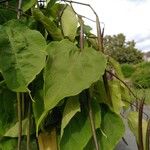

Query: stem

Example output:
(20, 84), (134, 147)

(95, 13), (112, 106)
(27, 99), (31, 150)
(17, 92), (22, 150)
(86, 90), (99, 150)
(138, 99), (144, 150)
(96, 16), (103, 52)
(17, 0), (23, 19)
(146, 119), (150, 150)
(102, 73), (112, 106)
(78, 16), (84, 50)
(21, 93), (25, 119)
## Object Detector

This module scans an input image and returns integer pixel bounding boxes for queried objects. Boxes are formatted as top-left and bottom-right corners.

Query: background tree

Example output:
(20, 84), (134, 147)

(104, 33), (143, 64)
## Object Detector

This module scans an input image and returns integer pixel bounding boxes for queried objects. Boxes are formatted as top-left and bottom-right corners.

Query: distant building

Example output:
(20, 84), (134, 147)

(143, 51), (150, 62)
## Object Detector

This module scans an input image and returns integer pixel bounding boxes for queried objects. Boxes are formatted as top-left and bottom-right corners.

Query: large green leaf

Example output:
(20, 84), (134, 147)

(32, 9), (63, 40)
(60, 102), (101, 150)
(0, 20), (47, 92)
(22, 0), (36, 12)
(44, 39), (106, 110)
(99, 106), (125, 150)
(61, 96), (80, 138)
(37, 39), (106, 133)
(60, 112), (91, 150)
(61, 5), (78, 41)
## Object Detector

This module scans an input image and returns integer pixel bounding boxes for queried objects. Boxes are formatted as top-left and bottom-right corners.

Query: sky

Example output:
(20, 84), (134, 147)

(72, 0), (150, 52)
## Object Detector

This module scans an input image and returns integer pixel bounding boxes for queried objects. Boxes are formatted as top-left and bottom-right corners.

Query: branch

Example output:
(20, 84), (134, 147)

(106, 70), (137, 99)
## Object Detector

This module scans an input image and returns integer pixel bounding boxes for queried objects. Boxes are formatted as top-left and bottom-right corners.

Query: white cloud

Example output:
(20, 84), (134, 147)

(73, 0), (150, 52)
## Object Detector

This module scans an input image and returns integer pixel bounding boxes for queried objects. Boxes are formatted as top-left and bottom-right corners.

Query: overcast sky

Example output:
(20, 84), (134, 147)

(72, 0), (150, 52)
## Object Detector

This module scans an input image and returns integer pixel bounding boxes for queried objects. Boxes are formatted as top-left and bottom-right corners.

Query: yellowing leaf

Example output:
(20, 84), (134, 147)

(61, 5), (78, 41)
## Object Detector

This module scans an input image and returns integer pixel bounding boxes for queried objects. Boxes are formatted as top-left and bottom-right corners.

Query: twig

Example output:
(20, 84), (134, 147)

(86, 90), (99, 150)
(122, 99), (149, 120)
(122, 137), (128, 145)
(17, 93), (22, 150)
(138, 99), (144, 150)
(106, 70), (137, 99)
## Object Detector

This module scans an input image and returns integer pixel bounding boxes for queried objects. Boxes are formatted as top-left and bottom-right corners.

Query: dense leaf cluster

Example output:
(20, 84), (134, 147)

(0, 1), (149, 150)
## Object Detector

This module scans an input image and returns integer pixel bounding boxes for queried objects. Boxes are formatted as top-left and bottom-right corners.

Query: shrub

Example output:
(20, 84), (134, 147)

(132, 66), (150, 88)
(121, 63), (135, 78)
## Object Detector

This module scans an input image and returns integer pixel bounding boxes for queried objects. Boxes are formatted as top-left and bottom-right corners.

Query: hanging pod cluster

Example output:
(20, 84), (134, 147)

(0, 0), (149, 150)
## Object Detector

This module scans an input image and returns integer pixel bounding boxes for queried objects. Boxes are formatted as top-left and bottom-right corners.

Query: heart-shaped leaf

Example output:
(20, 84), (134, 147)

(37, 39), (107, 133)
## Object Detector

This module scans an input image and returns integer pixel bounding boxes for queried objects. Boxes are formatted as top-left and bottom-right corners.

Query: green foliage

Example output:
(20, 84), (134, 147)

(0, 1), (143, 150)
(104, 33), (143, 64)
(130, 62), (150, 88)
(60, 100), (101, 150)
(121, 63), (136, 78)
(132, 67), (150, 88)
